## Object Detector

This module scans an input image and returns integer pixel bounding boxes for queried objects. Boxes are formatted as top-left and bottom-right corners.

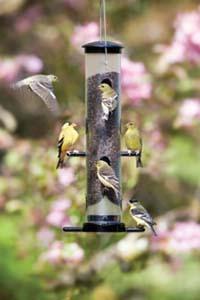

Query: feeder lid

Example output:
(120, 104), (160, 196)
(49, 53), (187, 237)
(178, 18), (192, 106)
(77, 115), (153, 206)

(82, 41), (123, 53)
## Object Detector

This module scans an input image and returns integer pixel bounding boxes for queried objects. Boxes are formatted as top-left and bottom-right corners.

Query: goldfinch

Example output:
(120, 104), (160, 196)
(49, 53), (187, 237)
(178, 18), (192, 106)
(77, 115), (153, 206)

(56, 122), (79, 169)
(98, 83), (118, 121)
(128, 199), (157, 236)
(96, 160), (119, 198)
(124, 122), (143, 168)
(12, 74), (60, 116)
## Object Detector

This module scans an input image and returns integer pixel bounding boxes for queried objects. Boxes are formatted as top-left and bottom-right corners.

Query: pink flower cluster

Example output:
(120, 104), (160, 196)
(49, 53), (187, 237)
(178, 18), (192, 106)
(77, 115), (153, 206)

(152, 221), (200, 254)
(37, 227), (55, 247)
(159, 7), (200, 66)
(121, 57), (152, 105)
(57, 167), (75, 186)
(46, 198), (71, 228)
(0, 55), (43, 83)
(168, 222), (200, 253)
(175, 98), (200, 128)
(71, 22), (99, 51)
(40, 241), (84, 265)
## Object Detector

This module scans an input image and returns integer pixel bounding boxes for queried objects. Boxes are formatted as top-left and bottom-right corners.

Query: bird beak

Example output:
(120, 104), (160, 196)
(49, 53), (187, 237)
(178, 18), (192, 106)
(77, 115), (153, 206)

(72, 123), (77, 127)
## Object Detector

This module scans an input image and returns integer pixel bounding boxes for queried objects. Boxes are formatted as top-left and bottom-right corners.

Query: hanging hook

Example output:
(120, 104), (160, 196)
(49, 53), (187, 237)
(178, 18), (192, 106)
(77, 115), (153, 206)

(100, 0), (108, 71)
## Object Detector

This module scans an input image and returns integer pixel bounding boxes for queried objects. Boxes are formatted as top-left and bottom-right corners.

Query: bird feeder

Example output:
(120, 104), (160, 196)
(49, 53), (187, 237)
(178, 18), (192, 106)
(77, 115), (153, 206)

(63, 41), (144, 232)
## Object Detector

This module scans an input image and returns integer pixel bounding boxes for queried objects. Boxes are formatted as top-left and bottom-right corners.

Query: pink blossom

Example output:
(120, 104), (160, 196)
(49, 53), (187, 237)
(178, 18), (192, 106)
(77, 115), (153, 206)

(57, 167), (75, 186)
(168, 222), (200, 253)
(17, 55), (43, 73)
(62, 243), (84, 264)
(46, 210), (71, 227)
(40, 241), (84, 265)
(159, 7), (200, 67)
(37, 227), (55, 247)
(51, 198), (71, 211)
(71, 22), (99, 50)
(175, 98), (200, 127)
(0, 55), (43, 83)
(121, 57), (152, 104)
(40, 241), (63, 265)
(15, 5), (42, 33)
(0, 58), (21, 82)
(151, 221), (200, 254)
(157, 43), (185, 67)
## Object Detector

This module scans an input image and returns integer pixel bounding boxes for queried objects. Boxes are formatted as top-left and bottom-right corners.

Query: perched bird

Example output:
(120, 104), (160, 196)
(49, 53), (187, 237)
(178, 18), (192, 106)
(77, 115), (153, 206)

(56, 122), (79, 169)
(96, 160), (119, 198)
(12, 74), (60, 116)
(124, 122), (143, 168)
(128, 199), (157, 236)
(98, 83), (118, 121)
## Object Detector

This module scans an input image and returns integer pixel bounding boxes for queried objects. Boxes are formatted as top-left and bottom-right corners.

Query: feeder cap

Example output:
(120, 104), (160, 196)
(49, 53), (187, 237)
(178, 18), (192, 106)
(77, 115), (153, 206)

(82, 41), (123, 53)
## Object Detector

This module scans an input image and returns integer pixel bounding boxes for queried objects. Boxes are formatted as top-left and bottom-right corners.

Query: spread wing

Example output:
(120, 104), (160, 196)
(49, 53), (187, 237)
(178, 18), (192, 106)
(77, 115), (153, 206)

(29, 82), (60, 116)
(11, 84), (49, 115)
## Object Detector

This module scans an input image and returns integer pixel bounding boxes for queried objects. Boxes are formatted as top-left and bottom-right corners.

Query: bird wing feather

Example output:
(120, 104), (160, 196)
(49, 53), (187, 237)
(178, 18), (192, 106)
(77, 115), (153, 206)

(131, 208), (154, 225)
(57, 136), (64, 158)
(39, 79), (54, 92)
(99, 167), (119, 189)
(29, 82), (60, 116)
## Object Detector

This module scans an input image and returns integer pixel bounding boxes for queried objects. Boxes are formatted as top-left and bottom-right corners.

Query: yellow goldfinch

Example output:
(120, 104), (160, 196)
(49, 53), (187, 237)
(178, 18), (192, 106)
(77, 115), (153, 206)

(56, 122), (79, 169)
(96, 160), (119, 198)
(12, 74), (60, 116)
(98, 83), (118, 121)
(128, 199), (157, 236)
(124, 122), (143, 168)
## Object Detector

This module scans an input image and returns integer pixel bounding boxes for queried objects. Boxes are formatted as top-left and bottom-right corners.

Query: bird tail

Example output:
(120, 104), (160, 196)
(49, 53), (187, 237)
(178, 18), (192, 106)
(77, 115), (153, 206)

(149, 223), (157, 236)
(56, 152), (66, 169)
(113, 187), (120, 199)
(136, 155), (143, 168)
(56, 158), (64, 169)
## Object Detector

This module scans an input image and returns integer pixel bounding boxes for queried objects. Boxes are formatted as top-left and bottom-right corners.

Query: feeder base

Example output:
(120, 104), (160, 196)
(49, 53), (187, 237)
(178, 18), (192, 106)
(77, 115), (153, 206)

(63, 223), (145, 233)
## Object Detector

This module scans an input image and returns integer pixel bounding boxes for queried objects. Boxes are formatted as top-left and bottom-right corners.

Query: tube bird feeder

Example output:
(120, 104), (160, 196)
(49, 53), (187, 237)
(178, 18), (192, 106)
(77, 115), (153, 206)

(63, 41), (144, 233)
(84, 41), (122, 231)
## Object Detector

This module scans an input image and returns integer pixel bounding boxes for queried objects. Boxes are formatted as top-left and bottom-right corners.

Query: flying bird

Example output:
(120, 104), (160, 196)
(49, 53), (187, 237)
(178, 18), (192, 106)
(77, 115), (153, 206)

(128, 199), (157, 236)
(96, 160), (119, 198)
(124, 122), (143, 168)
(98, 83), (118, 121)
(56, 122), (79, 169)
(12, 74), (60, 116)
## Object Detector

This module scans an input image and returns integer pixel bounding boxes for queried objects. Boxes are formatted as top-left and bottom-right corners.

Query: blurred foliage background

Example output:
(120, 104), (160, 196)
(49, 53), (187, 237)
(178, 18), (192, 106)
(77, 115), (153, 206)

(0, 0), (200, 299)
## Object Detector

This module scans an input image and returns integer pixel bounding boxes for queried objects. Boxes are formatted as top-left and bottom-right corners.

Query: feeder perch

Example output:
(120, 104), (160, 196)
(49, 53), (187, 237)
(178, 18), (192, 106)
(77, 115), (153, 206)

(63, 41), (145, 233)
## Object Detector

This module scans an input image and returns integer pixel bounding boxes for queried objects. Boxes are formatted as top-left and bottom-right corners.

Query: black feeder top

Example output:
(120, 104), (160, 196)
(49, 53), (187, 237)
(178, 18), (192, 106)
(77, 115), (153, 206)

(82, 40), (123, 54)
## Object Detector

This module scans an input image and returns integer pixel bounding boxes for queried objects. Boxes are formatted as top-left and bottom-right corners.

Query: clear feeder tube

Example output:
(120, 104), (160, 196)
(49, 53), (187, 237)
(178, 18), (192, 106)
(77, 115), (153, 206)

(83, 41), (124, 230)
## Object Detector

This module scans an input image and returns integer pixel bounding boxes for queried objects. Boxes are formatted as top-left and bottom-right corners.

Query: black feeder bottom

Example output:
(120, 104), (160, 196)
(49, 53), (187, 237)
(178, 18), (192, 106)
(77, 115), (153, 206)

(63, 222), (145, 233)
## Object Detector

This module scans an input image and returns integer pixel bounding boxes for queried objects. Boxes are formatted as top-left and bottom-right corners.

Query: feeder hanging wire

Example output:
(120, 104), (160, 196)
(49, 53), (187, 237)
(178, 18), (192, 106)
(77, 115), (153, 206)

(100, 0), (108, 71)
